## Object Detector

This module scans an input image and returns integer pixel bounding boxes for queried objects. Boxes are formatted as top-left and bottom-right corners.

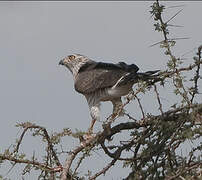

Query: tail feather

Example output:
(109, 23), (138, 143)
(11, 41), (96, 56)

(137, 70), (160, 80)
(141, 70), (160, 75)
(117, 70), (160, 86)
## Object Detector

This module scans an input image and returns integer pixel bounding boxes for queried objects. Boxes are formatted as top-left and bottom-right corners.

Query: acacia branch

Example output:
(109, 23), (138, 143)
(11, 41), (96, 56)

(73, 152), (87, 176)
(60, 145), (84, 180)
(60, 102), (202, 179)
(89, 159), (117, 180)
(167, 162), (202, 180)
(16, 122), (61, 167)
(13, 126), (29, 154)
(154, 84), (163, 114)
(122, 60), (202, 111)
(134, 94), (145, 119)
(190, 45), (202, 103)
(0, 154), (56, 173)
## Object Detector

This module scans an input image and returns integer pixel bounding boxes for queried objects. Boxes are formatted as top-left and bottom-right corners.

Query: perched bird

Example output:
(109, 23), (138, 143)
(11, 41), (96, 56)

(59, 54), (159, 133)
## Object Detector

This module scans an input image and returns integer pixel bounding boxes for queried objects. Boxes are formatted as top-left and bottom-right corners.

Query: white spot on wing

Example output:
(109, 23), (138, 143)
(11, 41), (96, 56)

(112, 73), (130, 89)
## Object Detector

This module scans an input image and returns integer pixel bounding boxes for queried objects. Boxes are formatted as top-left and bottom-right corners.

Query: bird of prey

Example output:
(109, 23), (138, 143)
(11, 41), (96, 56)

(59, 54), (159, 133)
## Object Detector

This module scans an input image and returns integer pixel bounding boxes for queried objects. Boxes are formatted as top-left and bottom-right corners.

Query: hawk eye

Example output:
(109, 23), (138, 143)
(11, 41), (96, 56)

(69, 55), (75, 60)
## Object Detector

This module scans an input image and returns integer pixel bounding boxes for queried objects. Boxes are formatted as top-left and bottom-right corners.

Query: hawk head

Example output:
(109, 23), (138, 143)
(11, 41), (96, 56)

(59, 54), (89, 77)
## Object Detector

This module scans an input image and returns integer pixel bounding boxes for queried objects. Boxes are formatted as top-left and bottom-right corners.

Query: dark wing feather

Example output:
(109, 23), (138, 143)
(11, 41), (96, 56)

(75, 61), (139, 94)
(75, 68), (127, 94)
(78, 61), (139, 73)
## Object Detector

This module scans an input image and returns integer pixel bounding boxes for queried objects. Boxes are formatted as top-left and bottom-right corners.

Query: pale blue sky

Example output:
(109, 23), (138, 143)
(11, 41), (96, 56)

(0, 1), (201, 179)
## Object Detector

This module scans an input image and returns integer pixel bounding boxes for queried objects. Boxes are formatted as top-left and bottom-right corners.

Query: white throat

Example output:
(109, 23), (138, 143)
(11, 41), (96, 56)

(71, 58), (90, 79)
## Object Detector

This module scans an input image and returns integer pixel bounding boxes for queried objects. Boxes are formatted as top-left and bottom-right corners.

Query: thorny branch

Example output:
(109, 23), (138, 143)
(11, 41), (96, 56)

(166, 162), (202, 180)
(61, 145), (84, 180)
(89, 159), (117, 180)
(154, 84), (163, 115)
(60, 103), (202, 179)
(16, 122), (61, 167)
(190, 45), (202, 103)
(0, 122), (71, 178)
(73, 151), (88, 177)
(1, 50), (201, 180)
(155, 0), (192, 106)
(0, 154), (61, 173)
(122, 60), (202, 110)
(0, 1), (202, 180)
(0, 65), (201, 180)
(134, 94), (145, 119)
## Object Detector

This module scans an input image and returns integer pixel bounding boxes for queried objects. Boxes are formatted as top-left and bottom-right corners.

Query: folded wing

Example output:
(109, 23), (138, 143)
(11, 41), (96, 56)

(75, 61), (139, 94)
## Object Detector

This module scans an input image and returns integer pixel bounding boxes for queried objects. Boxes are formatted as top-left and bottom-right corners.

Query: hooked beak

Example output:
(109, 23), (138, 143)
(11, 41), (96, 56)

(59, 59), (64, 65)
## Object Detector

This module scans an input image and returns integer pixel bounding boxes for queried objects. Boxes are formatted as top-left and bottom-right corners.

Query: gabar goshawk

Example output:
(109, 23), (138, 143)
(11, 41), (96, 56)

(59, 54), (159, 133)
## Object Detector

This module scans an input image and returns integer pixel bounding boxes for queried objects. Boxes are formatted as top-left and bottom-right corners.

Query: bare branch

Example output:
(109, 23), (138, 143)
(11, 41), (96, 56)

(13, 125), (30, 154)
(0, 154), (57, 173)
(190, 45), (202, 103)
(89, 159), (117, 180)
(134, 94), (145, 119)
(60, 145), (84, 180)
(16, 122), (61, 167)
(73, 151), (88, 177)
(166, 162), (202, 180)
(154, 84), (163, 114)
